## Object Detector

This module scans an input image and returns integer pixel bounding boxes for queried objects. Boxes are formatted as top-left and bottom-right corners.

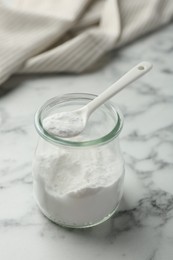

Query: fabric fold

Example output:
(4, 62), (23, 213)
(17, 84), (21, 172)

(0, 0), (173, 85)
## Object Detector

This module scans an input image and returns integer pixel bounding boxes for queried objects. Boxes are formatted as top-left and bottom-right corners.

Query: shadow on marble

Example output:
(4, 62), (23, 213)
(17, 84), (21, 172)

(41, 188), (173, 240)
(37, 194), (135, 237)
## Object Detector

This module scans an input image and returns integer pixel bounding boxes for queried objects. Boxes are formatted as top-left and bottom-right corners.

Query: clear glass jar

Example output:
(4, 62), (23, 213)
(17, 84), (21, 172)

(33, 93), (125, 228)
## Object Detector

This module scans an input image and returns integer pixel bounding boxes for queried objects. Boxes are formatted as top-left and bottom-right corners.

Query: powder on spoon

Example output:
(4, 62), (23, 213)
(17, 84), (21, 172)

(43, 112), (84, 138)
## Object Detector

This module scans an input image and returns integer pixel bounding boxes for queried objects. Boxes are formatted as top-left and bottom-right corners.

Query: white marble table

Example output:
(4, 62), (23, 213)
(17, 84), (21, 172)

(0, 24), (173, 260)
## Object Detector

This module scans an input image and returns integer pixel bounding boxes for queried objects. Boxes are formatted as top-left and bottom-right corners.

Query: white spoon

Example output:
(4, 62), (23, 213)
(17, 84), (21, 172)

(43, 61), (152, 138)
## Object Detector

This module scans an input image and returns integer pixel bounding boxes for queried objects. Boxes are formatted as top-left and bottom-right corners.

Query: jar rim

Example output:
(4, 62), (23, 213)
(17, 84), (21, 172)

(34, 93), (124, 147)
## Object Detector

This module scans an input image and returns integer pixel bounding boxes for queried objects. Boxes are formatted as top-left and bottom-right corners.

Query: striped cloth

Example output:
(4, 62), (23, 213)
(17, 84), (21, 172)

(0, 0), (173, 85)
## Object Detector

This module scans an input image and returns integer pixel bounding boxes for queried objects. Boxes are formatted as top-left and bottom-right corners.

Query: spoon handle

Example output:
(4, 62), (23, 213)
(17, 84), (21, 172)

(86, 61), (152, 116)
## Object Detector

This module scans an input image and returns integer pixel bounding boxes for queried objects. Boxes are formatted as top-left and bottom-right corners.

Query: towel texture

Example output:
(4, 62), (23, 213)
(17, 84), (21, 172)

(0, 0), (173, 84)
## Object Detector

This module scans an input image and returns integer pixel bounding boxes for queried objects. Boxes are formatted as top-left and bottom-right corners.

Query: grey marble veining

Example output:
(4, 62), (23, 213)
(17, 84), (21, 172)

(0, 24), (173, 260)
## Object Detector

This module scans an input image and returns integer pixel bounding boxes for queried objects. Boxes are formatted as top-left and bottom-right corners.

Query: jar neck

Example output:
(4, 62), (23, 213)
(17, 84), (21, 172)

(35, 93), (124, 147)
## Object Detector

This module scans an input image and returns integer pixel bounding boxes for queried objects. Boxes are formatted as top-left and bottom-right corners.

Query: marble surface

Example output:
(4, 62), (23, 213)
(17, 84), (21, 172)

(0, 24), (173, 260)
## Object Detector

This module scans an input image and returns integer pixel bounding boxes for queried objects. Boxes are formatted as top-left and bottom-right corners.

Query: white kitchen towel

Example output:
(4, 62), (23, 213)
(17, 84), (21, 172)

(0, 0), (173, 85)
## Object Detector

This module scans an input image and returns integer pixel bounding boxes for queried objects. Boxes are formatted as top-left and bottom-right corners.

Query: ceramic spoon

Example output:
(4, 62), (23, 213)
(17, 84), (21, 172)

(43, 61), (152, 138)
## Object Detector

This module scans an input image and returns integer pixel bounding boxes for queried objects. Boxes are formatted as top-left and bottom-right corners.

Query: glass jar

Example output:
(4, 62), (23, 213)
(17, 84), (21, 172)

(33, 93), (125, 228)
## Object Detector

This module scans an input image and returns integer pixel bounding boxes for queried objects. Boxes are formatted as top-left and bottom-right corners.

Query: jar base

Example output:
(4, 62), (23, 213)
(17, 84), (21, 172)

(35, 195), (120, 229)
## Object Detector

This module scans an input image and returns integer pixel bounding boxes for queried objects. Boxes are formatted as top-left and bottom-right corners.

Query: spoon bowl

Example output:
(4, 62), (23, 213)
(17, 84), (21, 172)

(43, 109), (87, 138)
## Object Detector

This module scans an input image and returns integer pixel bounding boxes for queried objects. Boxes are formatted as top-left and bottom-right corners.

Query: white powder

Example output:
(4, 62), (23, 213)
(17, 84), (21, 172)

(43, 112), (84, 138)
(33, 146), (124, 227)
